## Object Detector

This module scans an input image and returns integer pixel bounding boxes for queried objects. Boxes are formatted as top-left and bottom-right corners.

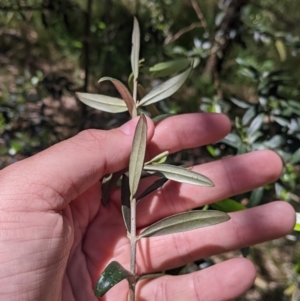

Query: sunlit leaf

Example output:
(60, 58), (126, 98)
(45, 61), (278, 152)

(289, 148), (300, 165)
(275, 39), (287, 62)
(121, 174), (131, 231)
(230, 97), (250, 109)
(143, 164), (213, 187)
(144, 151), (169, 165)
(274, 116), (289, 127)
(294, 213), (300, 232)
(98, 77), (136, 117)
(147, 59), (192, 77)
(242, 106), (256, 125)
(211, 198), (246, 212)
(139, 210), (230, 238)
(248, 130), (263, 144)
(139, 67), (191, 106)
(264, 135), (285, 149)
(76, 92), (127, 113)
(215, 11), (225, 26)
(129, 114), (147, 199)
(131, 17), (140, 79)
(220, 133), (242, 149)
(247, 113), (265, 137)
(137, 178), (168, 202)
(94, 261), (135, 297)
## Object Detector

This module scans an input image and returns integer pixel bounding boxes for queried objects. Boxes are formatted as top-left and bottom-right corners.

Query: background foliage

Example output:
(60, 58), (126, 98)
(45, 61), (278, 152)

(0, 0), (299, 300)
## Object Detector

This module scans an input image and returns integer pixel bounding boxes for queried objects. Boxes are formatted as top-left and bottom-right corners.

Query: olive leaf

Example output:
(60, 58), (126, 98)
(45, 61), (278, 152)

(144, 151), (169, 165)
(138, 67), (192, 106)
(94, 261), (135, 297)
(143, 164), (213, 187)
(128, 72), (134, 93)
(121, 174), (131, 231)
(138, 210), (230, 238)
(289, 148), (300, 165)
(211, 198), (246, 212)
(147, 58), (192, 77)
(136, 273), (165, 282)
(152, 114), (175, 123)
(131, 17), (140, 80)
(98, 77), (136, 117)
(137, 178), (168, 202)
(76, 92), (128, 113)
(129, 114), (147, 199)
(247, 113), (265, 137)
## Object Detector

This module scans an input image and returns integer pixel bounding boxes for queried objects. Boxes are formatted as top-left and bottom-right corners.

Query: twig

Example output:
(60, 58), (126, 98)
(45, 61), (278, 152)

(190, 0), (209, 34)
(129, 197), (137, 301)
(164, 22), (202, 46)
(84, 0), (92, 92)
(213, 70), (223, 101)
(164, 0), (209, 46)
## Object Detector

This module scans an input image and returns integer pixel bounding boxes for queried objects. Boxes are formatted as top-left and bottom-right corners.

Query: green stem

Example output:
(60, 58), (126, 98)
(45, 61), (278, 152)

(129, 197), (137, 301)
(132, 78), (138, 119)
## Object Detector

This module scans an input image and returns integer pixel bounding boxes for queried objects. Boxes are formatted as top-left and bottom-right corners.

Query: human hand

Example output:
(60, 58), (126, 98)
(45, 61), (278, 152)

(0, 113), (295, 301)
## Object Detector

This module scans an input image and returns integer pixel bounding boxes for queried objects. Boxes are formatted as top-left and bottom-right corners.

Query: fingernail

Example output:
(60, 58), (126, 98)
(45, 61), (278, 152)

(119, 118), (138, 135)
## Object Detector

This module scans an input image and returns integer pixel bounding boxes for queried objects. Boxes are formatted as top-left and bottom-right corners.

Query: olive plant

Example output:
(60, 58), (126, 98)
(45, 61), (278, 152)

(76, 17), (230, 301)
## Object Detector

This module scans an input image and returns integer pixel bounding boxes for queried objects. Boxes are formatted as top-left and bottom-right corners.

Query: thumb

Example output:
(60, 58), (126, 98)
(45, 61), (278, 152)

(0, 116), (154, 210)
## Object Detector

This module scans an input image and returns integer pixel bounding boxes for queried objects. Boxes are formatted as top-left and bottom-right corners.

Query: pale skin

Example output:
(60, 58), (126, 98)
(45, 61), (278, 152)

(0, 113), (295, 301)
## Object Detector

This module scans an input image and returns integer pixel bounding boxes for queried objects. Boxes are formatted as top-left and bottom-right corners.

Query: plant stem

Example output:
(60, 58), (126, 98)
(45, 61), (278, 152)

(131, 77), (138, 119)
(129, 197), (137, 301)
(129, 76), (138, 301)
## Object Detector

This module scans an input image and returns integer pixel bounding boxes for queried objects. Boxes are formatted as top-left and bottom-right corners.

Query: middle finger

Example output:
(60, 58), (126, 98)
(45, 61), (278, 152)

(136, 150), (282, 228)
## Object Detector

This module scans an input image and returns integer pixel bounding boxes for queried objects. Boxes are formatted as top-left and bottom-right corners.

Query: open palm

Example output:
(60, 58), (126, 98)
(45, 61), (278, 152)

(0, 113), (294, 301)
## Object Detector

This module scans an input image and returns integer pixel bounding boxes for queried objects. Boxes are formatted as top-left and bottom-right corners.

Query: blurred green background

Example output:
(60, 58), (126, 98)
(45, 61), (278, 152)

(0, 0), (300, 300)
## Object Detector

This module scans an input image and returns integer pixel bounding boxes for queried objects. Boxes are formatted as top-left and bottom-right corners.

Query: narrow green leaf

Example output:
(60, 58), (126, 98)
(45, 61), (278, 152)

(128, 72), (134, 93)
(101, 171), (123, 206)
(144, 151), (169, 165)
(264, 135), (285, 149)
(249, 187), (264, 207)
(121, 174), (131, 231)
(242, 106), (256, 125)
(148, 59), (192, 77)
(98, 77), (135, 117)
(275, 39), (287, 62)
(273, 116), (289, 127)
(129, 114), (148, 198)
(94, 261), (135, 297)
(138, 67), (191, 106)
(136, 273), (165, 282)
(247, 113), (265, 137)
(152, 114), (174, 123)
(230, 97), (250, 109)
(137, 178), (168, 202)
(76, 92), (128, 113)
(139, 210), (230, 238)
(211, 198), (246, 212)
(248, 131), (263, 144)
(289, 148), (300, 165)
(143, 164), (213, 187)
(294, 213), (300, 232)
(131, 17), (140, 79)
